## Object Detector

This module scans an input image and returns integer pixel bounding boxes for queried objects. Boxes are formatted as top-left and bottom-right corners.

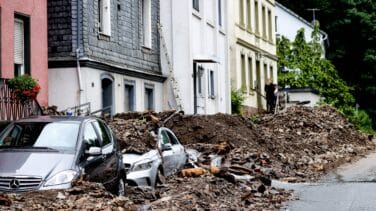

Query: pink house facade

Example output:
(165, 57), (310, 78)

(0, 0), (48, 106)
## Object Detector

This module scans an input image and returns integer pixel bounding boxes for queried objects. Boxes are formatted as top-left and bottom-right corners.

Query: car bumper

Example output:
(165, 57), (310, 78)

(126, 168), (156, 187)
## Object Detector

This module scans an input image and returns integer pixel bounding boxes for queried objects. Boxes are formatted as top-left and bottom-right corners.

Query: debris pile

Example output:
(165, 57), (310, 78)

(107, 110), (177, 154)
(1, 105), (373, 210)
(256, 106), (374, 181)
(0, 180), (135, 210)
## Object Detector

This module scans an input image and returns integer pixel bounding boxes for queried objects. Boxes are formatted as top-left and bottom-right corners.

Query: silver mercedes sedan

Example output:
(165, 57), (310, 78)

(123, 127), (187, 187)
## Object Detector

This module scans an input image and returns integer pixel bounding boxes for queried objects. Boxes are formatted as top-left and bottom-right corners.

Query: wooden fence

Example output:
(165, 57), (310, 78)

(0, 78), (42, 121)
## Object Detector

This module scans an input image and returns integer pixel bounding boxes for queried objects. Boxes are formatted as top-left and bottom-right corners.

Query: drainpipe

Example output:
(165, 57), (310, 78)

(76, 0), (83, 106)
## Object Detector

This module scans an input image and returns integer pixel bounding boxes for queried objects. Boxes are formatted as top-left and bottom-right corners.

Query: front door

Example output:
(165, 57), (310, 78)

(101, 78), (113, 115)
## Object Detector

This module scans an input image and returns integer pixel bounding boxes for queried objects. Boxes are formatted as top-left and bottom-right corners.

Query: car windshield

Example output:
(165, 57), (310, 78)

(0, 122), (80, 150)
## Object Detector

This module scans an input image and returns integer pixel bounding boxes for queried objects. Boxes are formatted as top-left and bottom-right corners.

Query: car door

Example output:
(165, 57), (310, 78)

(158, 128), (175, 176)
(81, 121), (106, 183)
(92, 120), (119, 188)
(165, 129), (186, 170)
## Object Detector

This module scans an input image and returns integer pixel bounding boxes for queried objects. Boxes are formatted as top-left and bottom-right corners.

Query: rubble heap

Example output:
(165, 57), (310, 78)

(1, 105), (373, 210)
(107, 110), (177, 154)
(257, 106), (374, 181)
(0, 180), (135, 210)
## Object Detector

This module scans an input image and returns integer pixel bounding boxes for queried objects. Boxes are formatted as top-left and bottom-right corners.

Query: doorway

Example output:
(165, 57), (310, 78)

(101, 78), (113, 114)
(256, 60), (262, 110)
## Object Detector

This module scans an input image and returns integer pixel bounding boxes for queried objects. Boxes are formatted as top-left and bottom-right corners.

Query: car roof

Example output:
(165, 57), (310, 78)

(14, 115), (97, 123)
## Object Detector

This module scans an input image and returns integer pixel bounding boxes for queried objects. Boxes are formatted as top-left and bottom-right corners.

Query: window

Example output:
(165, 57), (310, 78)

(241, 54), (246, 89)
(93, 120), (111, 146)
(98, 0), (111, 36)
(248, 57), (253, 90)
(83, 123), (100, 150)
(246, 0), (251, 30)
(264, 63), (268, 83)
(193, 0), (200, 12)
(197, 65), (204, 95)
(166, 130), (179, 145)
(262, 6), (266, 39)
(218, 0), (222, 27)
(254, 1), (259, 34)
(270, 66), (274, 83)
(142, 0), (152, 48)
(144, 84), (154, 111)
(239, 0), (244, 26)
(268, 9), (273, 42)
(14, 16), (30, 76)
(160, 130), (170, 145)
(208, 70), (215, 98)
(275, 15), (278, 32)
(124, 81), (135, 112)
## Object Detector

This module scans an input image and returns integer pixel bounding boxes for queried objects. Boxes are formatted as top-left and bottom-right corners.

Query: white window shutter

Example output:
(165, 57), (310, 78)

(14, 19), (24, 64)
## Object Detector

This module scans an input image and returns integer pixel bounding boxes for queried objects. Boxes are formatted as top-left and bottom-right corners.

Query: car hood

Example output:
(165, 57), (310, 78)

(123, 149), (159, 164)
(0, 150), (76, 180)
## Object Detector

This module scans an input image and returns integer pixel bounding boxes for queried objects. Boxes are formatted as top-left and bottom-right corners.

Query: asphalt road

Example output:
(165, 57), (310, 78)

(273, 152), (376, 211)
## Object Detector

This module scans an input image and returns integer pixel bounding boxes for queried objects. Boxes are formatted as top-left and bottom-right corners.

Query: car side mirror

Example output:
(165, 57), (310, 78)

(161, 143), (172, 151)
(86, 147), (102, 156)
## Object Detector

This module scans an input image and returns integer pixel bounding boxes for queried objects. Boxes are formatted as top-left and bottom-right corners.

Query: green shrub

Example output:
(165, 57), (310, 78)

(231, 89), (246, 114)
(341, 106), (374, 133)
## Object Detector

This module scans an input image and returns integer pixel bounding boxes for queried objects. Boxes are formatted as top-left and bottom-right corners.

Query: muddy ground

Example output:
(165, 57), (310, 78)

(1, 106), (374, 210)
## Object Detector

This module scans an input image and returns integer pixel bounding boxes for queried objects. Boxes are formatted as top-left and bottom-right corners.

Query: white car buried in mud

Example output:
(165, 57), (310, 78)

(123, 127), (187, 187)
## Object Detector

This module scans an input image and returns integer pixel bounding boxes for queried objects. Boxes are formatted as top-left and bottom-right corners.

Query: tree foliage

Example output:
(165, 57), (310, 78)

(277, 0), (376, 128)
(277, 22), (355, 108)
(277, 23), (373, 132)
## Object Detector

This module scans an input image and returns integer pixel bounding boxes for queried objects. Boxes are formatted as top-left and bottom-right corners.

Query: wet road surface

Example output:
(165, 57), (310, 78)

(273, 152), (376, 211)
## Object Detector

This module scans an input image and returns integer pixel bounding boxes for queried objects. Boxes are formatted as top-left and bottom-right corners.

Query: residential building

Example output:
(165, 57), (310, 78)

(275, 2), (328, 54)
(0, 0), (48, 106)
(228, 0), (278, 113)
(160, 0), (230, 114)
(48, 0), (164, 114)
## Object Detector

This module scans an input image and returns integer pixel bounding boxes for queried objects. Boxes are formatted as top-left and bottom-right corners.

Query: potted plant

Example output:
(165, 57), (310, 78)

(7, 75), (41, 103)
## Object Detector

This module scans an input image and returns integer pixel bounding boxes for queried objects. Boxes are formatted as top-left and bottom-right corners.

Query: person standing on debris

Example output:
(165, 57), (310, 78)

(264, 79), (277, 113)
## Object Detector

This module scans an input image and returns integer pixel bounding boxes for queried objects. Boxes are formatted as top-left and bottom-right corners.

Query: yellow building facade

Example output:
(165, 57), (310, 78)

(228, 0), (278, 112)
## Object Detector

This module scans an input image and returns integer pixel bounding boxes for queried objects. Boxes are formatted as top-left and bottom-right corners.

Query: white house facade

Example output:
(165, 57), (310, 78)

(160, 0), (230, 114)
(275, 2), (328, 53)
(228, 0), (278, 112)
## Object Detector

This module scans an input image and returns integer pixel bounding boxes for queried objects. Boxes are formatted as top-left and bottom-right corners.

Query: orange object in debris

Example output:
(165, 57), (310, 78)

(210, 166), (221, 175)
(181, 168), (207, 177)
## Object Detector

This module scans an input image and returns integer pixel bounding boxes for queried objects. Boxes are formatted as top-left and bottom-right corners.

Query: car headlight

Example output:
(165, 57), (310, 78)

(132, 160), (153, 172)
(44, 170), (78, 187)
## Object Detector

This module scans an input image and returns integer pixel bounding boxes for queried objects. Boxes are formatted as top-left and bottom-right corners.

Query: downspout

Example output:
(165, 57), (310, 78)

(76, 0), (83, 106)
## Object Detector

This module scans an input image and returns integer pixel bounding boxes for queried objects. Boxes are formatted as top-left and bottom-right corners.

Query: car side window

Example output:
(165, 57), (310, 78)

(83, 123), (100, 150)
(160, 130), (171, 145)
(93, 120), (111, 147)
(166, 130), (179, 145)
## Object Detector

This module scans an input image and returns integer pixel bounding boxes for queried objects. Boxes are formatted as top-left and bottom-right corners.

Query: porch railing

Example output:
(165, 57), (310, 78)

(0, 78), (43, 121)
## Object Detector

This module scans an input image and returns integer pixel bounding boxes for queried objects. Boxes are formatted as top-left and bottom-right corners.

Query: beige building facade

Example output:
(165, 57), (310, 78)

(228, 0), (278, 111)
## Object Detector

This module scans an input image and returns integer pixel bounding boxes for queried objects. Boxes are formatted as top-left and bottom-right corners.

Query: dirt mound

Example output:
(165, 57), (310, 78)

(107, 110), (178, 154)
(257, 106), (374, 181)
(165, 113), (260, 149)
(0, 180), (135, 210)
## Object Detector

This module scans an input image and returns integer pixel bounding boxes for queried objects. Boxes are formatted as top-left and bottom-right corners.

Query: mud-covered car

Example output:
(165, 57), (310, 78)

(0, 116), (126, 195)
(123, 127), (187, 187)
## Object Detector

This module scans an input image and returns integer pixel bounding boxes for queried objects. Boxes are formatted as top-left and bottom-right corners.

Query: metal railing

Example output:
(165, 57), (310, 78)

(61, 102), (91, 116)
(0, 78), (43, 121)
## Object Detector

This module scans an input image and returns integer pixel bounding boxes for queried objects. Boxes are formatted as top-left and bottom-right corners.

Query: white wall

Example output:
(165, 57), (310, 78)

(160, 0), (230, 114)
(276, 2), (327, 44)
(49, 67), (163, 113)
